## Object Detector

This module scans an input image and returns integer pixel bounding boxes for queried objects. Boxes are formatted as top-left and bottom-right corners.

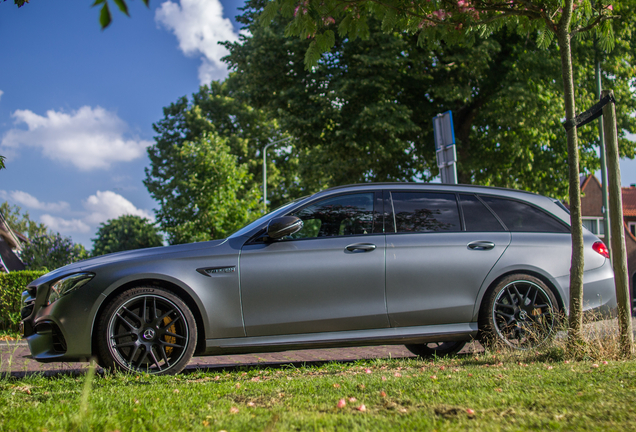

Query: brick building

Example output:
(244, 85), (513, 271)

(580, 175), (636, 313)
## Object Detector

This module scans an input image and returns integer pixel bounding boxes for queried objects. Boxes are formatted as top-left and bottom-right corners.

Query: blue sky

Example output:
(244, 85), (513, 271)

(1, 0), (635, 250)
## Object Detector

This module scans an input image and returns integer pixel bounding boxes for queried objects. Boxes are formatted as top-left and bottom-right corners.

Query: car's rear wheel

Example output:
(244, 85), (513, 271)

(479, 274), (559, 350)
(405, 341), (467, 357)
(96, 287), (196, 375)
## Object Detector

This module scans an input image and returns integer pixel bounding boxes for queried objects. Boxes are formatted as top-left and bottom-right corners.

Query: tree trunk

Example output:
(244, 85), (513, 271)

(556, 5), (585, 351)
(602, 89), (634, 356)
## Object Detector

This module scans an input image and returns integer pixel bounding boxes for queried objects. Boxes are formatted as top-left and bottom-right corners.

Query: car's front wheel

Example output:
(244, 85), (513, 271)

(405, 341), (467, 357)
(96, 286), (197, 375)
(479, 274), (559, 350)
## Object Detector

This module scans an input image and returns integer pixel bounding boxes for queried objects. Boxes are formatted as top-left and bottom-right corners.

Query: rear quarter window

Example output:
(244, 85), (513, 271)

(479, 196), (569, 233)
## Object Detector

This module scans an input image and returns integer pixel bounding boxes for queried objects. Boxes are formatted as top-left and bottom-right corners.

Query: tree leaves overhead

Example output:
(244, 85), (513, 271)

(91, 0), (149, 29)
(224, 0), (636, 199)
(260, 0), (624, 68)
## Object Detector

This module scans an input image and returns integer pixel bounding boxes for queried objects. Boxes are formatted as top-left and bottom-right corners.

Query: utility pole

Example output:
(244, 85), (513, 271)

(262, 137), (292, 212)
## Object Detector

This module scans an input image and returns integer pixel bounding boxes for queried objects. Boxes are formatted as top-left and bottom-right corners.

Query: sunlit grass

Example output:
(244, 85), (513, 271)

(1, 353), (635, 431)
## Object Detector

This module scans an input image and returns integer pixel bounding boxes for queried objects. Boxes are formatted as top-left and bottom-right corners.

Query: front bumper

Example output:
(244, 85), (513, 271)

(20, 276), (105, 363)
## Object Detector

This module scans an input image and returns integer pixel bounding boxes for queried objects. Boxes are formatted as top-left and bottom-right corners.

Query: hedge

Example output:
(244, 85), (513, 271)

(0, 270), (47, 332)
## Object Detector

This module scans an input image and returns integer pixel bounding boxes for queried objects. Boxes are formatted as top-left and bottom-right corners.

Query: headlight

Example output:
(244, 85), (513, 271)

(48, 273), (94, 305)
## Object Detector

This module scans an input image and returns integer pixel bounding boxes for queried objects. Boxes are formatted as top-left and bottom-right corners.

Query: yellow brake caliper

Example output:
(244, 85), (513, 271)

(163, 317), (176, 356)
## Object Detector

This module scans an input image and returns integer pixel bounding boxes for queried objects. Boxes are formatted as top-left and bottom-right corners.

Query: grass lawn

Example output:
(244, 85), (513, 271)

(1, 352), (635, 431)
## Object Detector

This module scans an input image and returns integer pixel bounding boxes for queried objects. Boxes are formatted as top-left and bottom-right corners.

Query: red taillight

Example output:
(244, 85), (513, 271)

(593, 241), (609, 259)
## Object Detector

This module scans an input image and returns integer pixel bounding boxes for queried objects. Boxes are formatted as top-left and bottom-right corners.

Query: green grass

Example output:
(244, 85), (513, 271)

(1, 354), (636, 431)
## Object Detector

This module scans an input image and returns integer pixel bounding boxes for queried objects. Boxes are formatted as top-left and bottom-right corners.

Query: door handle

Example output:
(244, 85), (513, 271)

(467, 241), (495, 251)
(345, 243), (376, 252)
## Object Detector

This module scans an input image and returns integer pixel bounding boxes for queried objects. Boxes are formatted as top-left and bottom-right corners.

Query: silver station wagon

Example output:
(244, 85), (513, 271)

(21, 183), (616, 374)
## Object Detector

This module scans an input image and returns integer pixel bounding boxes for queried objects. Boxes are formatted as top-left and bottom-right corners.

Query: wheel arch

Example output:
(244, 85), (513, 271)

(475, 269), (565, 324)
(91, 278), (208, 359)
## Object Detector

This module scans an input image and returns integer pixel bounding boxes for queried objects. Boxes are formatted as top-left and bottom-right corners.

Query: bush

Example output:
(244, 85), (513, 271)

(0, 270), (47, 332)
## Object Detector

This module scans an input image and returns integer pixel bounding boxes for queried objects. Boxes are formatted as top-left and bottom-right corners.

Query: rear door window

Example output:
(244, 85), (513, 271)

(390, 192), (461, 233)
(479, 196), (569, 233)
(459, 194), (505, 232)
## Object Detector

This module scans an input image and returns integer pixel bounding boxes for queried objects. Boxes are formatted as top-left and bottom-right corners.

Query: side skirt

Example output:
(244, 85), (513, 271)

(203, 323), (478, 356)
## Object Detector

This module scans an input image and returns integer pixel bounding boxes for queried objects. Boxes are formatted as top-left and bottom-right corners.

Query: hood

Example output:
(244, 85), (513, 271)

(34, 239), (228, 284)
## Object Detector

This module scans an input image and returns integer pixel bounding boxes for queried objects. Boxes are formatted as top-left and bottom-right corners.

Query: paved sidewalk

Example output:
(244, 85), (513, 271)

(1, 341), (482, 378)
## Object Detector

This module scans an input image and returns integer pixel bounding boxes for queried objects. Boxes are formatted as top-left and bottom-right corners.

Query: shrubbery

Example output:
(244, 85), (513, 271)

(0, 270), (47, 332)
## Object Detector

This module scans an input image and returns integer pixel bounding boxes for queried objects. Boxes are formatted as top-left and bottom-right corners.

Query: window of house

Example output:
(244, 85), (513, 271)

(583, 217), (606, 237)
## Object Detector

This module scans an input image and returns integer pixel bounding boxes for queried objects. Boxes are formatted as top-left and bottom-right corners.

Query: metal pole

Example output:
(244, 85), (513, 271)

(595, 44), (611, 249)
(262, 137), (292, 212)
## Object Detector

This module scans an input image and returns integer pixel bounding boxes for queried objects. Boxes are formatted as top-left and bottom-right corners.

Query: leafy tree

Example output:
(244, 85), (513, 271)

(147, 81), (301, 211)
(6, 0), (150, 29)
(0, 202), (47, 240)
(225, 2), (636, 198)
(91, 215), (164, 256)
(21, 233), (88, 271)
(260, 0), (635, 350)
(145, 131), (261, 244)
(0, 155), (5, 170)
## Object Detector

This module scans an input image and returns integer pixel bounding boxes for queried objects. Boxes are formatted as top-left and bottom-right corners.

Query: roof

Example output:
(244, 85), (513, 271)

(623, 186), (636, 217)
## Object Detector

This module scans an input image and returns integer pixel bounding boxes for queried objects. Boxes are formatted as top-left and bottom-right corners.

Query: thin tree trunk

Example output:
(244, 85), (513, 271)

(556, 4), (585, 351)
(602, 89), (635, 356)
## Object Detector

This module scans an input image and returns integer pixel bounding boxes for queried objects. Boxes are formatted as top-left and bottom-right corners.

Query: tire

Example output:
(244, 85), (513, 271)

(405, 341), (467, 358)
(478, 274), (559, 350)
(96, 286), (197, 375)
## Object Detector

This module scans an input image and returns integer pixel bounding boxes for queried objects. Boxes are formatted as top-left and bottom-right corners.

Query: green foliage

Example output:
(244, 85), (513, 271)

(91, 215), (163, 257)
(224, 2), (636, 198)
(0, 202), (48, 240)
(0, 270), (46, 332)
(0, 155), (5, 170)
(91, 0), (149, 29)
(20, 233), (88, 271)
(145, 131), (261, 244)
(261, 0), (629, 68)
(147, 81), (300, 210)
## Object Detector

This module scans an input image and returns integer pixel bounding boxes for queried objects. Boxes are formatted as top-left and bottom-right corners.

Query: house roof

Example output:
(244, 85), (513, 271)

(623, 186), (636, 217)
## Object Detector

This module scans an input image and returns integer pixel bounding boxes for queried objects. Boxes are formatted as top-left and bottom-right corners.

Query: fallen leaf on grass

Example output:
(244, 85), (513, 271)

(380, 391), (387, 397)
(337, 399), (346, 408)
(357, 404), (366, 412)
(349, 397), (357, 402)
(230, 406), (239, 414)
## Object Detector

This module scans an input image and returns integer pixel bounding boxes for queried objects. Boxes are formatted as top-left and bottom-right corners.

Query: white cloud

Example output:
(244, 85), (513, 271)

(155, 0), (239, 84)
(1, 106), (152, 171)
(83, 190), (154, 225)
(0, 90), (3, 102)
(0, 190), (70, 213)
(40, 215), (91, 234)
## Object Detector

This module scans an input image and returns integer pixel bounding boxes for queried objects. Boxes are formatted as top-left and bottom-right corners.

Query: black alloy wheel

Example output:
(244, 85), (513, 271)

(96, 287), (197, 375)
(479, 274), (559, 349)
(405, 341), (467, 358)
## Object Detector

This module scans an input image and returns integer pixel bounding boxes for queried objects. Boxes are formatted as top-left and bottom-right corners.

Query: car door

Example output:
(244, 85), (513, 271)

(385, 191), (511, 327)
(240, 191), (389, 337)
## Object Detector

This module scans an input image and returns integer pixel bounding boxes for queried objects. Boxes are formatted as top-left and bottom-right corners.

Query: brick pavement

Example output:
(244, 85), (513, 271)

(1, 341), (482, 378)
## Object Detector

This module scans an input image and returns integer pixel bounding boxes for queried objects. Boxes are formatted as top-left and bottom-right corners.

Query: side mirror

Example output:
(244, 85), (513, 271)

(267, 216), (303, 239)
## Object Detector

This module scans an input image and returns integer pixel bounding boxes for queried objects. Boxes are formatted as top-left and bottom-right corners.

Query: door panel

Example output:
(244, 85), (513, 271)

(386, 232), (511, 327)
(240, 235), (388, 336)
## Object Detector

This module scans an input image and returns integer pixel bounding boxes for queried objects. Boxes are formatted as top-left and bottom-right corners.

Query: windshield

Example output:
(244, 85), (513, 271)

(228, 197), (308, 238)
